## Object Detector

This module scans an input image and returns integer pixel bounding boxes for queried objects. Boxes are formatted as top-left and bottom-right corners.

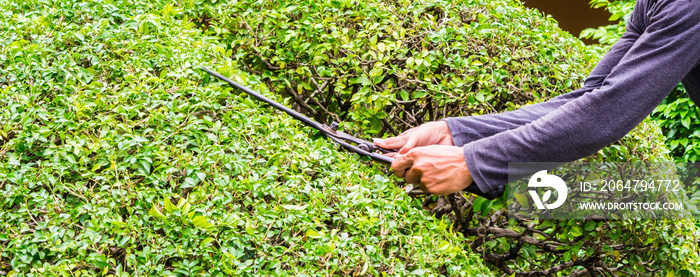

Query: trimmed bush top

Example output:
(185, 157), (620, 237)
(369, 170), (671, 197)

(0, 0), (491, 275)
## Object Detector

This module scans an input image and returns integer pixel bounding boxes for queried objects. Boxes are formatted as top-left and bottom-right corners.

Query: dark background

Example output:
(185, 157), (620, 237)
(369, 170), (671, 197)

(522, 0), (613, 44)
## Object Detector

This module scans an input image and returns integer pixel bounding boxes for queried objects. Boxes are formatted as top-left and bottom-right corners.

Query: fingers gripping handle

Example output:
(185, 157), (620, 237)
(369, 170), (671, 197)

(386, 156), (504, 200)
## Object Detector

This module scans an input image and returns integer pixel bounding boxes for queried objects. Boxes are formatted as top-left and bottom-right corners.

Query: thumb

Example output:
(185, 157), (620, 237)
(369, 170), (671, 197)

(373, 136), (408, 150)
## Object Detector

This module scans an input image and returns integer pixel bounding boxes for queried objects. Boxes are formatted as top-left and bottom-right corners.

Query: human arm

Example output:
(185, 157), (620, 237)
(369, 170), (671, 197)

(445, 0), (649, 147)
(464, 0), (700, 193)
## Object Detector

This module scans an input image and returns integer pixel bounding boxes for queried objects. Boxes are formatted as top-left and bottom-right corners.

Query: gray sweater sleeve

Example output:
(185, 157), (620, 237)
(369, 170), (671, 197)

(453, 0), (700, 194)
(444, 0), (649, 148)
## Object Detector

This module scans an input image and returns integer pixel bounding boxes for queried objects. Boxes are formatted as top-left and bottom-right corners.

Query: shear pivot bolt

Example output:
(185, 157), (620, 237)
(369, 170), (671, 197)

(358, 144), (370, 152)
(330, 121), (339, 131)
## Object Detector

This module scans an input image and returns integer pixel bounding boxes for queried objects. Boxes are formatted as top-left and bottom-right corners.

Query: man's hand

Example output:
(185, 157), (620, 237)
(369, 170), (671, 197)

(373, 121), (453, 157)
(392, 145), (473, 195)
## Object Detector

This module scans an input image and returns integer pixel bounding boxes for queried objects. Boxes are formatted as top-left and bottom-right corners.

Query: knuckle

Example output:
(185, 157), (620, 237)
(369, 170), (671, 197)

(411, 161), (423, 171)
(392, 155), (403, 166)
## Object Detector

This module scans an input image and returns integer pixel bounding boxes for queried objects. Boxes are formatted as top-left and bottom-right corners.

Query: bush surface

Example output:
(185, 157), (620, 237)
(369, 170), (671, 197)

(216, 0), (596, 136)
(1, 0), (698, 276)
(209, 0), (700, 275)
(0, 0), (492, 276)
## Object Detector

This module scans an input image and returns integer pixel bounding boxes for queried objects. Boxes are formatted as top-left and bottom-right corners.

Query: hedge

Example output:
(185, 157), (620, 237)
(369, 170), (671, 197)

(203, 0), (700, 275)
(211, 0), (596, 137)
(0, 0), (492, 276)
(1, 0), (698, 276)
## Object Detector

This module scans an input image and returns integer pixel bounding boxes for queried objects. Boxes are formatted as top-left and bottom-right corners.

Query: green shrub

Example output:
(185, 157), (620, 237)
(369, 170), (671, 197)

(214, 0), (595, 137)
(0, 0), (492, 276)
(204, 0), (700, 275)
(653, 87), (700, 162)
(1, 0), (697, 276)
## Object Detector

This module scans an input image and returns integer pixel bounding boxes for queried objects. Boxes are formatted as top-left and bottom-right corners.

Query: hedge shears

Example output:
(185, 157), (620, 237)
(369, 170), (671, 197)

(202, 67), (503, 199)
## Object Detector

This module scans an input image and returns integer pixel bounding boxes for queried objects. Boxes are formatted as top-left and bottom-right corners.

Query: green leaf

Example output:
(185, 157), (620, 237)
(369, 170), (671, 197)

(681, 117), (691, 128)
(8, 154), (20, 166)
(513, 193), (529, 207)
(149, 206), (166, 221)
(353, 76), (371, 86)
(570, 226), (583, 237)
(164, 199), (175, 213)
(306, 229), (323, 239)
(475, 91), (485, 102)
(245, 220), (255, 236)
(377, 42), (386, 52)
(437, 241), (451, 251)
(182, 177), (198, 188)
(563, 250), (572, 262)
(192, 216), (213, 229)
(480, 200), (493, 216)
(472, 197), (486, 213)
(359, 261), (369, 275)
(200, 237), (215, 248)
(400, 90), (409, 101)
(584, 221), (596, 232)
(140, 160), (151, 173)
(412, 90), (427, 99)
(406, 57), (415, 67)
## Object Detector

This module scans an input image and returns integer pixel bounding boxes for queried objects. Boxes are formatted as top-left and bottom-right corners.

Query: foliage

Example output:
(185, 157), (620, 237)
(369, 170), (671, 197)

(579, 0), (635, 50)
(444, 119), (699, 276)
(0, 0), (492, 276)
(1, 0), (698, 276)
(196, 0), (700, 275)
(213, 0), (596, 137)
(654, 88), (700, 162)
(582, 0), (700, 163)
